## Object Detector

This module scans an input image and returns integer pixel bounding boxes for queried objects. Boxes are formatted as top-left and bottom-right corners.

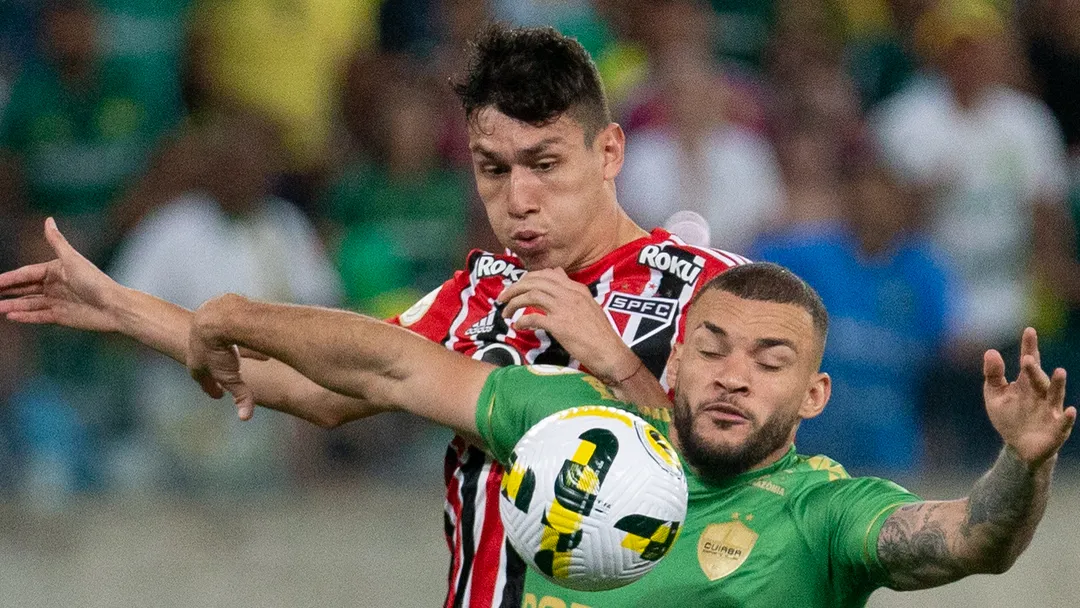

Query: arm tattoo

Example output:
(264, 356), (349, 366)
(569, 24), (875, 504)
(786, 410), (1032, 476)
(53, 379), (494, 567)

(964, 447), (1036, 532)
(877, 447), (1050, 590)
(878, 502), (963, 590)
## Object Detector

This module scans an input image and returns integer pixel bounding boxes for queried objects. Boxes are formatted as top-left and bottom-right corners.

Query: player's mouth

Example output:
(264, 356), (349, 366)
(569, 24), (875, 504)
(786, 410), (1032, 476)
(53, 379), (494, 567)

(510, 230), (547, 252)
(700, 402), (751, 426)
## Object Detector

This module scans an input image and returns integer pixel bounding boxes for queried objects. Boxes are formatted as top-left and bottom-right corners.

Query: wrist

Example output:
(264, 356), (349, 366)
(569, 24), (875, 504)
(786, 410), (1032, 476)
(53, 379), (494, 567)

(1002, 444), (1056, 473)
(194, 293), (249, 345)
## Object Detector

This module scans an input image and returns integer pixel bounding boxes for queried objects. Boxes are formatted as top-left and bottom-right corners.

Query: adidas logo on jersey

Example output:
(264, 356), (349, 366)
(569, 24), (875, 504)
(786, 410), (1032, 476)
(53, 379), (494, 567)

(465, 307), (500, 337)
(474, 254), (526, 281)
(638, 245), (705, 283)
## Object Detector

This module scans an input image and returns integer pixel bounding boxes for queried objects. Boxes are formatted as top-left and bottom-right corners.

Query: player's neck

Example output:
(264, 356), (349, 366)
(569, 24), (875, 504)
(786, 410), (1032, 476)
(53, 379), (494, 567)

(564, 207), (648, 274)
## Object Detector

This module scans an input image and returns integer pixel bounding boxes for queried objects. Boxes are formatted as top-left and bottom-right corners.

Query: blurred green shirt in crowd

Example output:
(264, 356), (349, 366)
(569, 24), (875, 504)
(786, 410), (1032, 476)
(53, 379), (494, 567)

(0, 58), (173, 218)
(324, 163), (471, 318)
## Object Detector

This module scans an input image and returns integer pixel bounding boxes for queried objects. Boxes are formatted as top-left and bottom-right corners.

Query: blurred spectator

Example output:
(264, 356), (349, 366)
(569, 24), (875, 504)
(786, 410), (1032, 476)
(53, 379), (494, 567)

(0, 0), (177, 263)
(325, 62), (471, 318)
(94, 0), (190, 120)
(873, 0), (1079, 467)
(709, 0), (775, 70)
(109, 109), (341, 494)
(1024, 0), (1080, 154)
(492, 0), (614, 57)
(611, 0), (767, 134)
(187, 0), (379, 210)
(831, 0), (917, 107)
(617, 0), (782, 252)
(874, 0), (1071, 353)
(751, 158), (956, 476)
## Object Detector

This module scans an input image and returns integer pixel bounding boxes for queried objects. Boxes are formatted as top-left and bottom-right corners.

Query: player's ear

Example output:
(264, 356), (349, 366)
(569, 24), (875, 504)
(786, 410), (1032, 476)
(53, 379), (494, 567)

(597, 122), (625, 181)
(665, 343), (681, 389)
(799, 372), (830, 420)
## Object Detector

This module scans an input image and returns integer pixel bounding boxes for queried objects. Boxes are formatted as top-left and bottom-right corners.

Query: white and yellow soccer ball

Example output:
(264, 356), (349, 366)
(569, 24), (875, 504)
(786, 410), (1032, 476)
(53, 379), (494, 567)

(499, 405), (688, 591)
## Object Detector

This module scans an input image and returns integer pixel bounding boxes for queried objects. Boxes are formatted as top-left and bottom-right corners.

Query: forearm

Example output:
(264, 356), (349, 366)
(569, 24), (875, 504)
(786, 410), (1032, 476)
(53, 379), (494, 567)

(878, 447), (1055, 590)
(113, 288), (377, 426)
(193, 294), (490, 435)
(610, 361), (672, 411)
(959, 446), (1052, 569)
(240, 357), (385, 428)
(111, 285), (193, 363)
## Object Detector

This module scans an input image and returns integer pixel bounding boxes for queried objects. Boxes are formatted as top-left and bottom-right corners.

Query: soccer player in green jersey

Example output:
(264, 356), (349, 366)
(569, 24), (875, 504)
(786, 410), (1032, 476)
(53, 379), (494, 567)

(138, 263), (1080, 605)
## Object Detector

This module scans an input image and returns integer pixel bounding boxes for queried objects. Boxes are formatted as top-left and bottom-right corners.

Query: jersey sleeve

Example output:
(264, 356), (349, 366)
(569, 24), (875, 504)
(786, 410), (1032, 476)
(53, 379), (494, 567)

(474, 365), (630, 464)
(385, 269), (468, 338)
(794, 475), (920, 596)
(808, 477), (922, 592)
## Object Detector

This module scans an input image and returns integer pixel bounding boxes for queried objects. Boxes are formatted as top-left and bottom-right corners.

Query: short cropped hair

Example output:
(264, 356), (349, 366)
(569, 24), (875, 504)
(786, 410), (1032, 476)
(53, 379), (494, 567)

(451, 23), (612, 143)
(693, 263), (829, 343)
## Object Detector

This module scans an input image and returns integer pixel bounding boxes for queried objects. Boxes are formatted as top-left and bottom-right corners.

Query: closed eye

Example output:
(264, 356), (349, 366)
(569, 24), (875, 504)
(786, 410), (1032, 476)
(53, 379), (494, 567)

(534, 160), (557, 173)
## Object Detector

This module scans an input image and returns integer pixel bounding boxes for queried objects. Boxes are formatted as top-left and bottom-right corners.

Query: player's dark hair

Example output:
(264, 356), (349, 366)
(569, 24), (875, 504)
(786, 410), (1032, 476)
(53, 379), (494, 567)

(451, 23), (612, 143)
(694, 263), (829, 343)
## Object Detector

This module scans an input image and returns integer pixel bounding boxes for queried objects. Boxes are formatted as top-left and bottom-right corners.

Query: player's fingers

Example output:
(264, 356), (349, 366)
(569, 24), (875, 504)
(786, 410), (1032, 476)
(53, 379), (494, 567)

(983, 349), (1007, 389)
(513, 313), (550, 333)
(1019, 327), (1041, 368)
(0, 294), (50, 314)
(1049, 368), (1067, 409)
(501, 290), (557, 317)
(193, 370), (225, 399)
(496, 275), (557, 304)
(0, 283), (45, 298)
(44, 217), (78, 261)
(5, 309), (58, 325)
(237, 400), (256, 421)
(231, 384), (257, 421)
(1020, 354), (1051, 396)
(0, 262), (49, 292)
(236, 346), (270, 361)
(1061, 406), (1077, 437)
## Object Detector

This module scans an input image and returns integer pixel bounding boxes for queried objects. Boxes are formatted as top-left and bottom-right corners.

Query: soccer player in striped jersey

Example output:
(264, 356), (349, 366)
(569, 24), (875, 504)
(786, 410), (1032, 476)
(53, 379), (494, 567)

(0, 24), (750, 607)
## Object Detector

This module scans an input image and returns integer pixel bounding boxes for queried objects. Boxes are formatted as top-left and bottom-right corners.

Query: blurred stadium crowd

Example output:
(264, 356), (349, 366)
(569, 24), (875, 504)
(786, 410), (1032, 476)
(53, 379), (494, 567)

(0, 0), (1078, 512)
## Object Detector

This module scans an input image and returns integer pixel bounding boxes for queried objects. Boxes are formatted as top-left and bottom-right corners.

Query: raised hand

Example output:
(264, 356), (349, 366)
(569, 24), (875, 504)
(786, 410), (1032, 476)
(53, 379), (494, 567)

(496, 267), (639, 386)
(0, 218), (121, 332)
(984, 327), (1076, 466)
(188, 294), (259, 420)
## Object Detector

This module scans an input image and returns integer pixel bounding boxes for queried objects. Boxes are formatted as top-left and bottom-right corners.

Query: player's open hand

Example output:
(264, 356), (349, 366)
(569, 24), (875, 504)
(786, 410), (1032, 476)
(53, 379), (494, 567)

(984, 328), (1076, 467)
(189, 295), (258, 420)
(497, 268), (640, 386)
(0, 218), (121, 332)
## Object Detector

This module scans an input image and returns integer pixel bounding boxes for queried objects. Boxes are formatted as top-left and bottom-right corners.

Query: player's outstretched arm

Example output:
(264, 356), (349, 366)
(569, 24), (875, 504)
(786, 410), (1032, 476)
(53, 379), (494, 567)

(497, 268), (671, 410)
(876, 328), (1075, 591)
(0, 218), (380, 426)
(188, 294), (494, 440)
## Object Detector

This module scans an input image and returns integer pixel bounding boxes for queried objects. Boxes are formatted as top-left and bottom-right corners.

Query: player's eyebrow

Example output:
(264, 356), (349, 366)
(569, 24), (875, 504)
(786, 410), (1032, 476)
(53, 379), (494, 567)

(702, 321), (797, 353)
(469, 144), (506, 163)
(754, 337), (798, 354)
(515, 137), (564, 162)
(702, 321), (727, 337)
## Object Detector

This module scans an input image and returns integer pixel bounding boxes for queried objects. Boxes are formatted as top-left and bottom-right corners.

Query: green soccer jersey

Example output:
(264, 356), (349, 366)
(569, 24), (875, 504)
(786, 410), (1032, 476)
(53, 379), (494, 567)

(476, 365), (922, 608)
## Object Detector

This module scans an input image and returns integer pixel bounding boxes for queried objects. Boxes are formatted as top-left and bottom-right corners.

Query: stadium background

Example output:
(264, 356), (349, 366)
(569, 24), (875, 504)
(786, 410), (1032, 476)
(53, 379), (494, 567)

(0, 0), (1078, 605)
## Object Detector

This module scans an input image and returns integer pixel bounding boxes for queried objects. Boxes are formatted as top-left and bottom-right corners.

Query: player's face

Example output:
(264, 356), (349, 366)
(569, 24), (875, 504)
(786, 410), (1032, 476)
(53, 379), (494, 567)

(667, 290), (829, 481)
(468, 107), (625, 271)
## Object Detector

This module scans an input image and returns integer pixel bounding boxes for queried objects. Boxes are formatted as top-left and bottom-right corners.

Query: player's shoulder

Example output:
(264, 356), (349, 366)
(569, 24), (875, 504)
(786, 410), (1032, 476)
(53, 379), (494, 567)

(632, 228), (752, 282)
(784, 454), (915, 506)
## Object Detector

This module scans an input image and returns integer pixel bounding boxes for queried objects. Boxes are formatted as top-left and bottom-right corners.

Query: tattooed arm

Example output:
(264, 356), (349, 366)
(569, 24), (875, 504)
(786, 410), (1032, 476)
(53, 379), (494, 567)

(877, 329), (1075, 590)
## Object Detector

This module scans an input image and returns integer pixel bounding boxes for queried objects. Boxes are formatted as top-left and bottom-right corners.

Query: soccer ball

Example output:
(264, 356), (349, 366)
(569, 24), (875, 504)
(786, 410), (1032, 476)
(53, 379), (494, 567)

(500, 406), (688, 591)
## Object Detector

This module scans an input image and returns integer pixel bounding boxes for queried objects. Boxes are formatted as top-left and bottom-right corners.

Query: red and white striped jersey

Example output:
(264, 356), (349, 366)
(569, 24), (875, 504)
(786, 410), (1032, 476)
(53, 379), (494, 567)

(388, 228), (748, 608)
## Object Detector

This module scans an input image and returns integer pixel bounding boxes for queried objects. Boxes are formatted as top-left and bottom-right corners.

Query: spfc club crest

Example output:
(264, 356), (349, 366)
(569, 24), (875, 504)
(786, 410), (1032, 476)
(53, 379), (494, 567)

(603, 292), (679, 347)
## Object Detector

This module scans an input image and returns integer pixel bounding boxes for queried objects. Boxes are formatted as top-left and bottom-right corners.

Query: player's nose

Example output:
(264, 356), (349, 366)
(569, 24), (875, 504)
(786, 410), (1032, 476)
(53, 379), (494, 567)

(506, 167), (541, 217)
